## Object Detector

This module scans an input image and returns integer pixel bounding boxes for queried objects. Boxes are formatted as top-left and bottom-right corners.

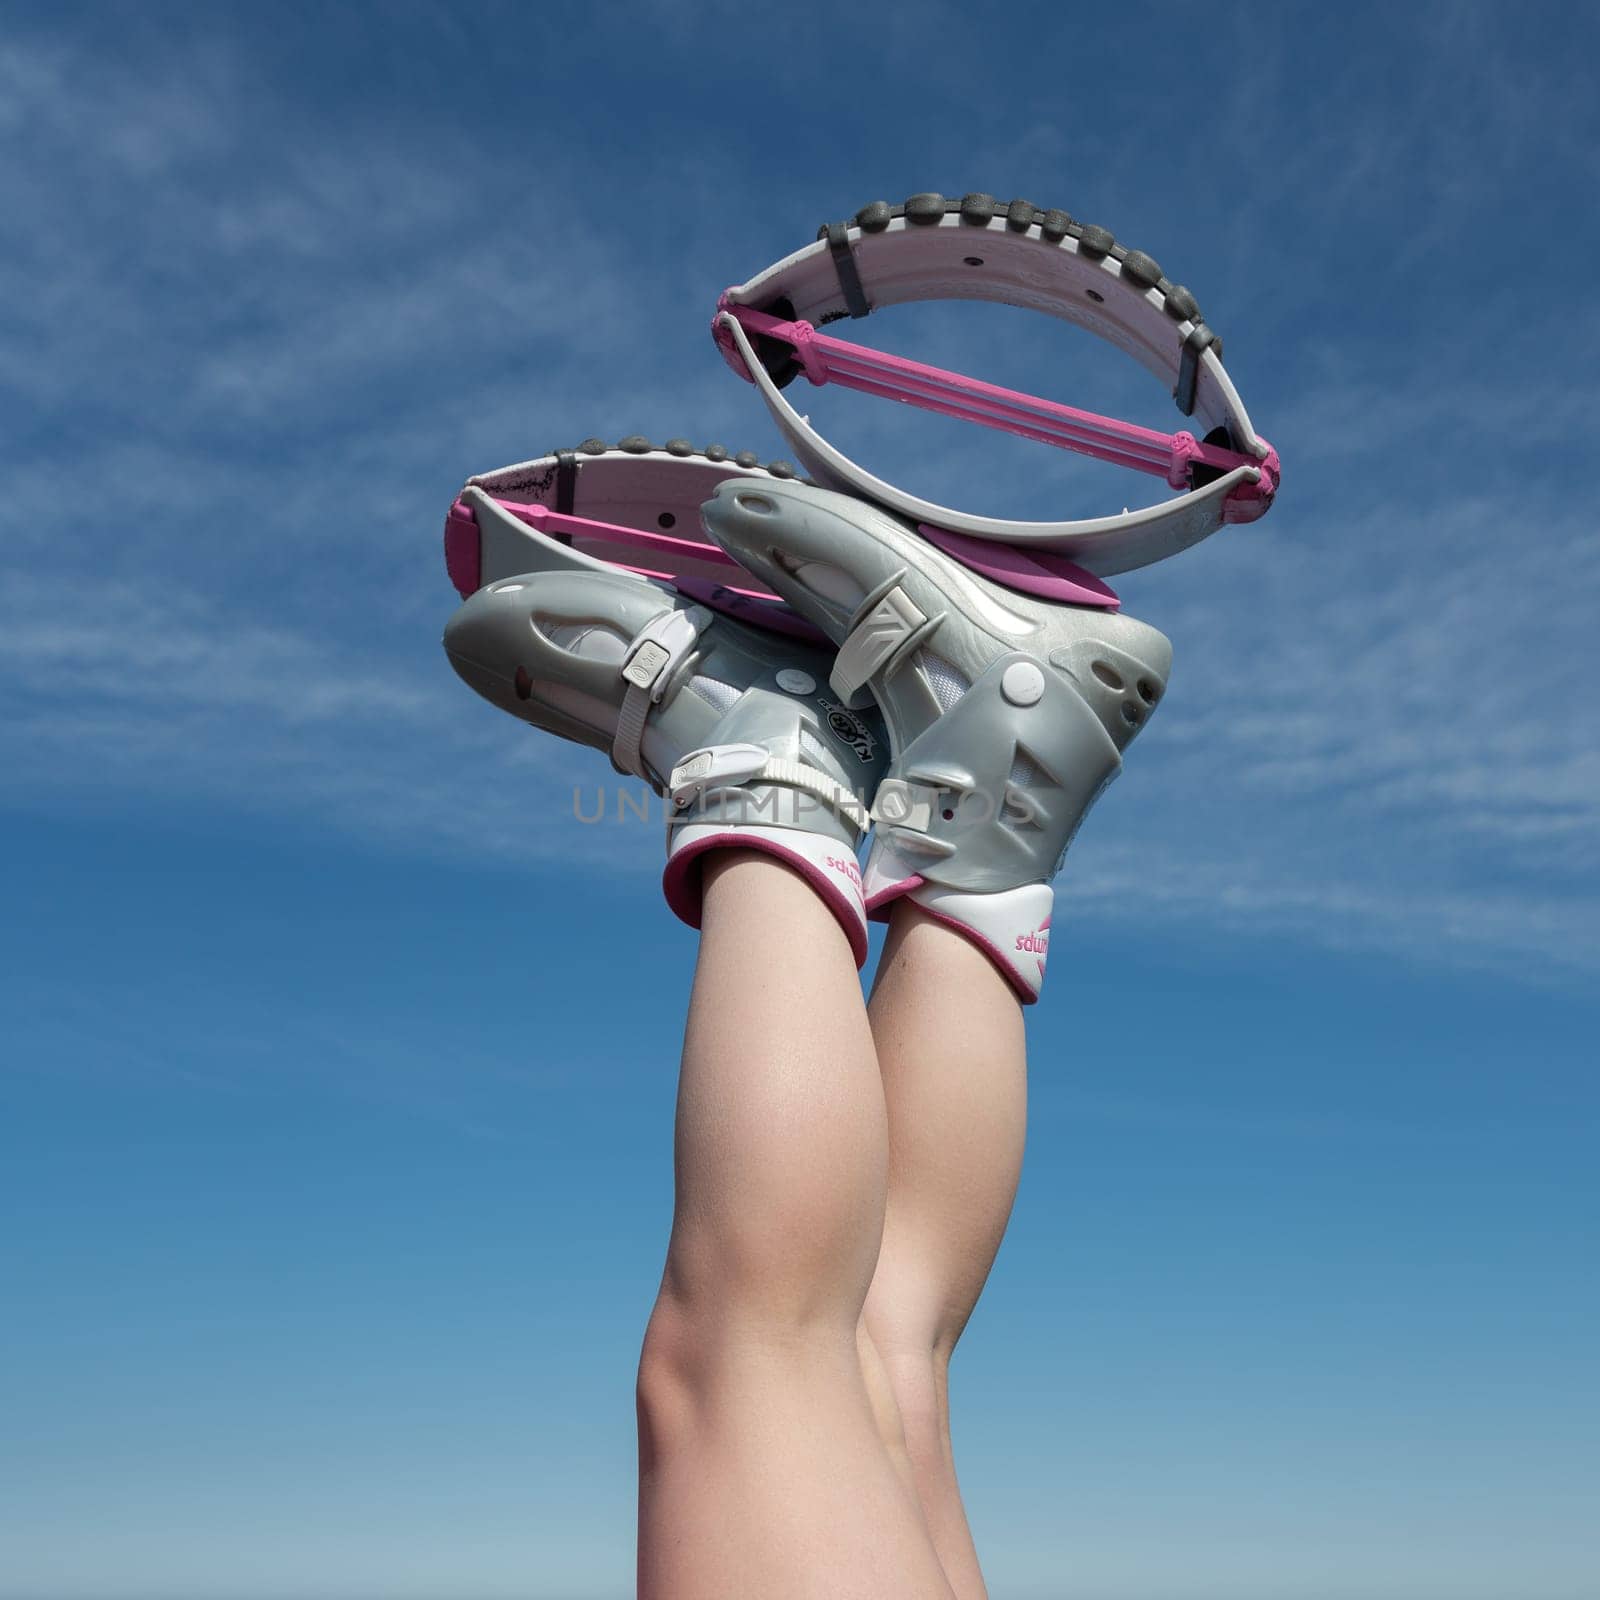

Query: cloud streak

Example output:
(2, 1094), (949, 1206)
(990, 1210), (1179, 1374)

(3, 12), (1596, 994)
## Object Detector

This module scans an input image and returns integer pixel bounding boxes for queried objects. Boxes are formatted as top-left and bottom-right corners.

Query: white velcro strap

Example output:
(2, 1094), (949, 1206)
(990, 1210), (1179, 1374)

(670, 743), (871, 835)
(613, 605), (712, 779)
(829, 584), (927, 704)
(669, 742), (769, 797)
(760, 757), (871, 833)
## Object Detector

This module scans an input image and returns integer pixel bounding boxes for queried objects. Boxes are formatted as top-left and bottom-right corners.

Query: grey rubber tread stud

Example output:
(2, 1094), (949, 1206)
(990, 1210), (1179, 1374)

(512, 439), (814, 485)
(1121, 250), (1163, 289)
(1163, 284), (1200, 322)
(816, 191), (1211, 340)
(715, 191), (1275, 559)
(1077, 224), (1116, 259)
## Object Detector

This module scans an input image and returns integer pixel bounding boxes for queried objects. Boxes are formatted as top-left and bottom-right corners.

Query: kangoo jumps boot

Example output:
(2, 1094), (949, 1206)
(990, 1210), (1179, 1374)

(443, 498), (888, 963)
(700, 477), (1172, 1002)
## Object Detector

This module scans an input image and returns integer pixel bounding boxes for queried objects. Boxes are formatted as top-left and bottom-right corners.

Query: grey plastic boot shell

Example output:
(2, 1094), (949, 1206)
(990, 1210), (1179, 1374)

(443, 566), (887, 852)
(700, 477), (1172, 894)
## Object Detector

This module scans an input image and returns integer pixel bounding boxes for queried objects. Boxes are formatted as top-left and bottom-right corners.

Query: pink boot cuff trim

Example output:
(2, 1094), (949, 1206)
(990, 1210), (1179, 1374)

(864, 873), (924, 923)
(662, 832), (870, 968)
(909, 899), (1042, 1005)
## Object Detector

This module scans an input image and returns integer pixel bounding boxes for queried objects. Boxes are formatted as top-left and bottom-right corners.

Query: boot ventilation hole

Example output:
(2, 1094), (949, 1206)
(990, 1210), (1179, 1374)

(688, 675), (740, 714)
(918, 649), (970, 713)
(1137, 677), (1160, 705)
(1002, 749), (1048, 834)
(1091, 659), (1124, 691)
(1122, 701), (1144, 726)
(1009, 749), (1045, 788)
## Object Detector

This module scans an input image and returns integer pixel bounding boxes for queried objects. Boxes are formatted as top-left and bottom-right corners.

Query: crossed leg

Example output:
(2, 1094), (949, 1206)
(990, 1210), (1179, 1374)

(635, 852), (959, 1599)
(858, 903), (1029, 1600)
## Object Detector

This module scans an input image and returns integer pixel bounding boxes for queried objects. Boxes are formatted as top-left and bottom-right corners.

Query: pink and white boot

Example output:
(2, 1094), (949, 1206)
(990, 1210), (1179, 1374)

(701, 478), (1172, 1001)
(443, 516), (889, 963)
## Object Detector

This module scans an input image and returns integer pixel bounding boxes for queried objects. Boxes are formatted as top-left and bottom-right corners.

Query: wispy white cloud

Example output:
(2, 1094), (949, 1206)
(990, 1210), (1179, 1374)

(3, 13), (1596, 994)
(1131, 492), (1600, 865)
(1064, 840), (1600, 982)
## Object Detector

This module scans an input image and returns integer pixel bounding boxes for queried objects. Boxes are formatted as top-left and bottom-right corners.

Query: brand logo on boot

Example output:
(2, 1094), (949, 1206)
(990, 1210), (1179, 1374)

(1015, 920), (1051, 961)
(826, 855), (864, 887)
(818, 697), (878, 763)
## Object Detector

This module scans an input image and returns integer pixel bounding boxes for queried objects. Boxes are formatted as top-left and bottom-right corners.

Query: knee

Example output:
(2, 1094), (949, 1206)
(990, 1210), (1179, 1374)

(634, 1282), (799, 1451)
(655, 1213), (872, 1335)
(636, 1270), (863, 1462)
(635, 1295), (705, 1470)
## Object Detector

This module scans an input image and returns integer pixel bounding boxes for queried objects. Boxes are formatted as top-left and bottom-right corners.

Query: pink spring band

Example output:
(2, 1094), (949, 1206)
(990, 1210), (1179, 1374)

(444, 500), (482, 598)
(446, 495), (1123, 618)
(916, 523), (1119, 609)
(716, 301), (1280, 524)
(446, 496), (828, 641)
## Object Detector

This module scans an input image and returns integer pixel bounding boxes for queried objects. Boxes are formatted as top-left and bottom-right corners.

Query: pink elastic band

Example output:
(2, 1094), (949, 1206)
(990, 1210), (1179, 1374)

(916, 524), (1120, 609)
(717, 302), (1279, 521)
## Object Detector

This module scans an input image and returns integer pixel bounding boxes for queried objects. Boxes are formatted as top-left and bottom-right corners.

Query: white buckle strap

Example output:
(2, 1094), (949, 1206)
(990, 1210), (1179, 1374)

(869, 776), (940, 833)
(613, 605), (711, 779)
(829, 583), (927, 704)
(670, 742), (871, 835)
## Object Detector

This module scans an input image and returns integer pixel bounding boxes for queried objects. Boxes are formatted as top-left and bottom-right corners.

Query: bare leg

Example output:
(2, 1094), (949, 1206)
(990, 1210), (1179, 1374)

(636, 853), (957, 1600)
(860, 903), (1029, 1600)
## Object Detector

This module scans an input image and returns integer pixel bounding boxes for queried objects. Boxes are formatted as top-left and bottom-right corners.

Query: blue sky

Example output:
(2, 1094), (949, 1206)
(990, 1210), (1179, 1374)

(2, 4), (1597, 1598)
